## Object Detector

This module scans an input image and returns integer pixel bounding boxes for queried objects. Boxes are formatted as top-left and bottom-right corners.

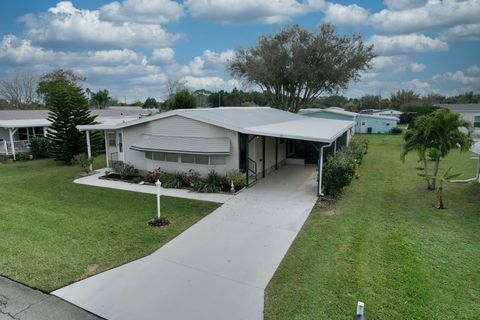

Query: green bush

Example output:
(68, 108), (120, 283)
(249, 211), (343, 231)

(15, 152), (30, 161)
(194, 170), (224, 193)
(161, 171), (187, 188)
(112, 162), (136, 179)
(428, 148), (441, 161)
(391, 127), (403, 134)
(347, 136), (368, 163)
(225, 170), (246, 190)
(73, 153), (93, 173)
(323, 151), (357, 197)
(185, 169), (201, 187)
(29, 136), (50, 159)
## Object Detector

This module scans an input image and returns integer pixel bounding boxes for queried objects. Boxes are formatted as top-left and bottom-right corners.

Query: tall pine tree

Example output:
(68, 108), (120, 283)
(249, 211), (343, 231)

(47, 83), (101, 162)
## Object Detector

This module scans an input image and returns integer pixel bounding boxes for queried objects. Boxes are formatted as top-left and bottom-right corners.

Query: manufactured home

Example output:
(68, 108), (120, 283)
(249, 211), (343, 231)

(0, 108), (157, 160)
(78, 107), (355, 195)
(300, 107), (399, 134)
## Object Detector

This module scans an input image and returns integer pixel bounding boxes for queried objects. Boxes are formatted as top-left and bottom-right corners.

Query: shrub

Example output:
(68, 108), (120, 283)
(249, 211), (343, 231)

(347, 137), (368, 163)
(162, 171), (187, 188)
(73, 153), (93, 173)
(132, 176), (144, 184)
(29, 136), (50, 159)
(225, 170), (246, 190)
(147, 167), (162, 183)
(391, 127), (403, 134)
(112, 162), (136, 179)
(428, 148), (441, 161)
(194, 170), (224, 193)
(15, 152), (30, 161)
(185, 169), (201, 187)
(323, 151), (356, 197)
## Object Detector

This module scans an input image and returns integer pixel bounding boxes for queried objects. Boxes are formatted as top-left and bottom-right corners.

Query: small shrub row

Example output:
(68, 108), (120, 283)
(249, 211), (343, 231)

(145, 167), (246, 193)
(323, 137), (369, 197)
(390, 127), (403, 134)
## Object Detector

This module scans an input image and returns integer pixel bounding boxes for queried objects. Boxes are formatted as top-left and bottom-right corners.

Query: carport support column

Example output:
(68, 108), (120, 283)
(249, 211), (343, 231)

(8, 128), (16, 161)
(86, 130), (93, 172)
(318, 142), (333, 197)
(245, 134), (249, 187)
(104, 130), (110, 169)
(262, 136), (266, 178)
(275, 137), (278, 170)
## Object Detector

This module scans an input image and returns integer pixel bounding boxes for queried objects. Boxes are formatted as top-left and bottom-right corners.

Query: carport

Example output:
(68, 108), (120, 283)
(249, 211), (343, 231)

(241, 117), (354, 196)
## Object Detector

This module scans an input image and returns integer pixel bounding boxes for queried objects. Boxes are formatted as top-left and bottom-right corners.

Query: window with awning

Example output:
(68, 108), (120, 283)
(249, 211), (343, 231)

(130, 134), (230, 155)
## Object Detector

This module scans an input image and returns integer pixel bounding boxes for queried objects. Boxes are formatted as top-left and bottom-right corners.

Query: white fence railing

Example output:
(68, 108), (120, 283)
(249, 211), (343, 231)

(0, 140), (30, 155)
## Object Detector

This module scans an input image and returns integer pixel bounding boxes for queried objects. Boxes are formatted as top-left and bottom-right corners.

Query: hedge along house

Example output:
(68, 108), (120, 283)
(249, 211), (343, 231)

(299, 107), (399, 134)
(77, 107), (355, 196)
(0, 108), (156, 160)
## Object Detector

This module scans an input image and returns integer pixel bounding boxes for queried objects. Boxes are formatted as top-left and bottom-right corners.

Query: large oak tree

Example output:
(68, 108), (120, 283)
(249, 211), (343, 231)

(228, 24), (375, 113)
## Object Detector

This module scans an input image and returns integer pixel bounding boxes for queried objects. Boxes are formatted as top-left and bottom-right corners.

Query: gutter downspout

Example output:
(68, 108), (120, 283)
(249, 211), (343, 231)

(318, 141), (333, 197)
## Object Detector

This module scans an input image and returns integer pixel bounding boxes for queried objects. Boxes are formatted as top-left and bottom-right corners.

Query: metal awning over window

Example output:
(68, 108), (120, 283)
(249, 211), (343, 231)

(130, 134), (230, 155)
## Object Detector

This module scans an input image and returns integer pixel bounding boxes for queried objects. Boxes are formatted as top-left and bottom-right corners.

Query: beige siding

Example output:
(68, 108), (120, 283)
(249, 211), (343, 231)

(122, 115), (239, 175)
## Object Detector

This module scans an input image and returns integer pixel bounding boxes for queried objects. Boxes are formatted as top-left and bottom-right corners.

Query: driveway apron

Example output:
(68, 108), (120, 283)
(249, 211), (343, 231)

(53, 165), (318, 320)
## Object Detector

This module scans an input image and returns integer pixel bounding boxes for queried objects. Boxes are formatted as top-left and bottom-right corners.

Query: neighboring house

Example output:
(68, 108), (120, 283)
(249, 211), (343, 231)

(299, 107), (399, 134)
(0, 107), (157, 160)
(439, 104), (480, 139)
(372, 109), (403, 118)
(77, 107), (355, 195)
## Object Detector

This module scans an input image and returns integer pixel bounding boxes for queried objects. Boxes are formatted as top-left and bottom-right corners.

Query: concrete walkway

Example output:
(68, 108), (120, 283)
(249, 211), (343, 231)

(54, 165), (318, 320)
(74, 169), (233, 203)
(0, 276), (103, 320)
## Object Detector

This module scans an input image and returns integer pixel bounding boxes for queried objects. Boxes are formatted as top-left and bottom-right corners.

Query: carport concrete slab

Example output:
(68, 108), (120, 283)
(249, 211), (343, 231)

(54, 165), (317, 320)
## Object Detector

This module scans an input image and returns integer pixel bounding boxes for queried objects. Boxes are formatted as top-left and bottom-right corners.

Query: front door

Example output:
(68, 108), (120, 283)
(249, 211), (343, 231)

(360, 121), (367, 133)
(117, 131), (124, 162)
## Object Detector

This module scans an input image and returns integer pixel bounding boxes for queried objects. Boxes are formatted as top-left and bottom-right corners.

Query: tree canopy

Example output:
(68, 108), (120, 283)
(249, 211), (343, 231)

(90, 89), (111, 109)
(163, 89), (196, 110)
(228, 24), (374, 113)
(37, 69), (85, 106)
(47, 83), (101, 162)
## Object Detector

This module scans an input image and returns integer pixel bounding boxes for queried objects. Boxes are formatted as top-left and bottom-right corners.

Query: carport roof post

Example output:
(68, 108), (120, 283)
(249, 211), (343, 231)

(310, 141), (333, 197)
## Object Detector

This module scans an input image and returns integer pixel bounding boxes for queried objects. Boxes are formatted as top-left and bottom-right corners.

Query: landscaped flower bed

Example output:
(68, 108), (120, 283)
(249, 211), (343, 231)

(101, 166), (246, 194)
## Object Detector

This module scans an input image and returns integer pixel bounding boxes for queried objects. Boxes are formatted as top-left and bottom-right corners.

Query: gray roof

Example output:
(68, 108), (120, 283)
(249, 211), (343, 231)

(0, 107), (157, 121)
(299, 107), (399, 121)
(131, 135), (231, 155)
(439, 104), (480, 112)
(78, 107), (355, 143)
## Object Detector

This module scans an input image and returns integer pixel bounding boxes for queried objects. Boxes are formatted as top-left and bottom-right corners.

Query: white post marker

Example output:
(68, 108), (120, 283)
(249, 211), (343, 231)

(156, 180), (161, 220)
(356, 301), (364, 315)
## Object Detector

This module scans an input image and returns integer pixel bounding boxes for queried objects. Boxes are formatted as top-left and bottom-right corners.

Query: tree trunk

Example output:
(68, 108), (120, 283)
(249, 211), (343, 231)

(431, 158), (440, 190)
(435, 180), (444, 209)
(423, 157), (432, 190)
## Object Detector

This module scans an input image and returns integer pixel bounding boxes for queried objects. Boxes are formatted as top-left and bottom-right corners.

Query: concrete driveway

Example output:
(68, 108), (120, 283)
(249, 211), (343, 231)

(53, 165), (317, 320)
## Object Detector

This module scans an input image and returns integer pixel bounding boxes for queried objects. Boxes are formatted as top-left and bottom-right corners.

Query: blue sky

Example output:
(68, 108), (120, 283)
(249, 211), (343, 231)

(0, 0), (479, 102)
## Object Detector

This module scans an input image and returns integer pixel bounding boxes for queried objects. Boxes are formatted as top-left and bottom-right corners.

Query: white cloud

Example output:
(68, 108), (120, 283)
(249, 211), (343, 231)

(184, 0), (323, 24)
(368, 33), (448, 54)
(433, 70), (480, 85)
(410, 62), (426, 73)
(323, 3), (369, 26)
(177, 49), (234, 76)
(370, 55), (425, 74)
(370, 0), (480, 34)
(439, 23), (480, 41)
(0, 35), (55, 64)
(406, 78), (431, 94)
(20, 1), (182, 49)
(151, 48), (175, 64)
(180, 75), (242, 91)
(99, 0), (184, 24)
(466, 65), (480, 75)
(383, 0), (428, 10)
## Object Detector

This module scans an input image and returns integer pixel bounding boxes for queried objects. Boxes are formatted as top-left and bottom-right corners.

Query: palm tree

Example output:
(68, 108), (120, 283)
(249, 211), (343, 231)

(418, 167), (462, 209)
(402, 115), (434, 189)
(427, 109), (472, 189)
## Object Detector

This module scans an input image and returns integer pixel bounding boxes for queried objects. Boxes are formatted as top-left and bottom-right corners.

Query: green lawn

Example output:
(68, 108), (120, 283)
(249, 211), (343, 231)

(0, 156), (219, 292)
(265, 135), (479, 320)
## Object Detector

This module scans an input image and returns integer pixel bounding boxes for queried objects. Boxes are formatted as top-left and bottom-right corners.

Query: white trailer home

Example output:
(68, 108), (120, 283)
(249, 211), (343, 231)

(78, 107), (355, 196)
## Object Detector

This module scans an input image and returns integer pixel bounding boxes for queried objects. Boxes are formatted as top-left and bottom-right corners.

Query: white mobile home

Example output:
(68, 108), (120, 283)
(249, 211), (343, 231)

(78, 107), (355, 196)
